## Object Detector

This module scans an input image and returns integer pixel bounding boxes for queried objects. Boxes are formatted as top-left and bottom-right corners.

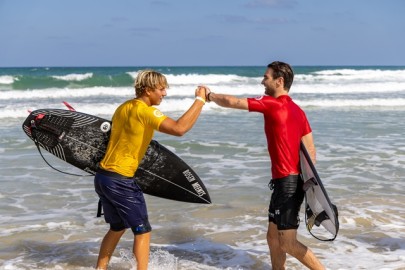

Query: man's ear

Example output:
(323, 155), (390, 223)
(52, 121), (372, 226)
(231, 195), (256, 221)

(276, 77), (284, 88)
(144, 87), (152, 96)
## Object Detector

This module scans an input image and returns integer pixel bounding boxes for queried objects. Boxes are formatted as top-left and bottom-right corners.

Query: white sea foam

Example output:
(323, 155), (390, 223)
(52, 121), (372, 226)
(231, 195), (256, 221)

(2, 67), (405, 270)
(127, 71), (253, 85)
(0, 221), (81, 237)
(0, 87), (133, 100)
(1, 81), (405, 102)
(294, 81), (405, 93)
(2, 96), (405, 120)
(295, 98), (405, 108)
(297, 68), (405, 82)
(120, 248), (179, 270)
(127, 68), (405, 83)
(0, 75), (16, 85)
(154, 239), (257, 269)
(51, 73), (93, 81)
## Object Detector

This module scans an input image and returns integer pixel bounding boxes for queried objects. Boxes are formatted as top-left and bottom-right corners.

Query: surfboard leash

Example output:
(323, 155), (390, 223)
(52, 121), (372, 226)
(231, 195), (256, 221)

(32, 139), (93, 177)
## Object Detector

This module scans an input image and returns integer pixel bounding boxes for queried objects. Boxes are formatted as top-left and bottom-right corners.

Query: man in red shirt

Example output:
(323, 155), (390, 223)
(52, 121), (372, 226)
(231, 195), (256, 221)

(204, 61), (324, 270)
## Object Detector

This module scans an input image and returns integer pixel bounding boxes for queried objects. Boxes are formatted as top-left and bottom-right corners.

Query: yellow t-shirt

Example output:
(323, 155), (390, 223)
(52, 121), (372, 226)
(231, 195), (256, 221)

(100, 99), (167, 177)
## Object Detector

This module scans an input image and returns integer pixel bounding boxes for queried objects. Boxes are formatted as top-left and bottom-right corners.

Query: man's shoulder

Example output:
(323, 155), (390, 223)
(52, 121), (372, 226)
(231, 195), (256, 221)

(248, 95), (277, 103)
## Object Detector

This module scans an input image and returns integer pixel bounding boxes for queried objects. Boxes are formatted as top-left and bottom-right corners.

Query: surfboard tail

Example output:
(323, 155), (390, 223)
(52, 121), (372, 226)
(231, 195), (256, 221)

(304, 198), (339, 241)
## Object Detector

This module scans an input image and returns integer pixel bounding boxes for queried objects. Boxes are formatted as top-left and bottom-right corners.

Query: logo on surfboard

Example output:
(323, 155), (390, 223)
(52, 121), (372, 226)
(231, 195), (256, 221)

(183, 169), (206, 197)
(100, 122), (111, 132)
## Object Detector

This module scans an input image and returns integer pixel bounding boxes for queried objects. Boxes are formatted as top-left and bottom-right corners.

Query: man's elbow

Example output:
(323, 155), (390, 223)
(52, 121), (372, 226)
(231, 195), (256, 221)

(174, 131), (186, 137)
(171, 126), (188, 136)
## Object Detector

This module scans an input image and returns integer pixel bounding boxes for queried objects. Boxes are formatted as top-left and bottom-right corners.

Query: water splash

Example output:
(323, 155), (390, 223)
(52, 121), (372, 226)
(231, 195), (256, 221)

(119, 248), (178, 270)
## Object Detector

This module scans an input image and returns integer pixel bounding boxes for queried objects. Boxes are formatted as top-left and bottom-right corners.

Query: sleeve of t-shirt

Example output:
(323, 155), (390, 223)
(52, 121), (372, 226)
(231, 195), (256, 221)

(141, 107), (168, 130)
(247, 96), (266, 113)
(302, 111), (312, 136)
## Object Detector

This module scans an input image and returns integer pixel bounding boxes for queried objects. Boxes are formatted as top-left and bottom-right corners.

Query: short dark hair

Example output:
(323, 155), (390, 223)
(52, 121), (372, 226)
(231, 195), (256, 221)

(267, 61), (294, 91)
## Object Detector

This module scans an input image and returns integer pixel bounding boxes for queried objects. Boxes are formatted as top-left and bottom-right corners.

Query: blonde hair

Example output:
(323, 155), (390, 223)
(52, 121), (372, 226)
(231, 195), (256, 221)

(134, 70), (169, 97)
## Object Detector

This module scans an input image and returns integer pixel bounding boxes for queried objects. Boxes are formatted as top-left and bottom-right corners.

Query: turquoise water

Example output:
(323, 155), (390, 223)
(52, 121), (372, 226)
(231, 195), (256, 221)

(1, 66), (405, 269)
(1, 65), (404, 90)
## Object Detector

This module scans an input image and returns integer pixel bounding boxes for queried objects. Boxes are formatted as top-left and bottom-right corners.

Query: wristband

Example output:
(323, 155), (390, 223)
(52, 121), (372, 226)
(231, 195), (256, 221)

(195, 96), (206, 104)
(207, 92), (212, 102)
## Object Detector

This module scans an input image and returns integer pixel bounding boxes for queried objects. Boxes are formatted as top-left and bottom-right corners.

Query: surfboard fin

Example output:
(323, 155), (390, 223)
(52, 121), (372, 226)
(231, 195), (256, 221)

(63, 101), (76, 112)
(303, 177), (318, 191)
(306, 205), (330, 230)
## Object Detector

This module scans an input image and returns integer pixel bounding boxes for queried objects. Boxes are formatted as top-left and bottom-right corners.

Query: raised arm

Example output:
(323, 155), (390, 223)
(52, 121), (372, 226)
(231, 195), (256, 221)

(207, 92), (248, 110)
(158, 87), (206, 136)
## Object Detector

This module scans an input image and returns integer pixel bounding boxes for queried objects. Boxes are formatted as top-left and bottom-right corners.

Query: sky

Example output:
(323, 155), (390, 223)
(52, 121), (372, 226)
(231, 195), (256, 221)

(0, 0), (404, 67)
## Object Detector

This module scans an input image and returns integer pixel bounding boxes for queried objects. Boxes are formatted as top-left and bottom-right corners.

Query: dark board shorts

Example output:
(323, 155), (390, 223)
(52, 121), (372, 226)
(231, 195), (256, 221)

(94, 169), (151, 235)
(268, 175), (304, 230)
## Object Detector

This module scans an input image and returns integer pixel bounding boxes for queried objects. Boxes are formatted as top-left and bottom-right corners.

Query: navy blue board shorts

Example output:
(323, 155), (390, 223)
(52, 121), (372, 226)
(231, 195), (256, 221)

(268, 175), (304, 230)
(94, 168), (151, 235)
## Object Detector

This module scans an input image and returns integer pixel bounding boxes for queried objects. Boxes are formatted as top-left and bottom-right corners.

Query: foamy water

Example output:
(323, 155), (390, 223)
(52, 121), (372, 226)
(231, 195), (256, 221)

(1, 66), (404, 269)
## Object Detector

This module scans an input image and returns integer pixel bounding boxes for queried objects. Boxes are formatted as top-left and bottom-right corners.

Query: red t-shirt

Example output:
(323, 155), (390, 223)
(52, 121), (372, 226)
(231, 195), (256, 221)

(248, 95), (312, 179)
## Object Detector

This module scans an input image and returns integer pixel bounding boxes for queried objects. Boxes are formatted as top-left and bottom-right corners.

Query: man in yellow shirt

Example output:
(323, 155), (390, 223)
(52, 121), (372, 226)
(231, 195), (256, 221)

(94, 70), (207, 270)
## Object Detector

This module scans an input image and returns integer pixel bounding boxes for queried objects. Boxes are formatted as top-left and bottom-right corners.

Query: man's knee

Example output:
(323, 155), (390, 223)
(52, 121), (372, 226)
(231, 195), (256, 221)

(267, 223), (280, 248)
(278, 239), (293, 253)
(277, 230), (298, 253)
(267, 233), (279, 247)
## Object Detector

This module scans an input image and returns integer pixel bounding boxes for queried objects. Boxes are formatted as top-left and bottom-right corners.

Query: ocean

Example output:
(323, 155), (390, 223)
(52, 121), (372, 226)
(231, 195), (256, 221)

(0, 66), (404, 270)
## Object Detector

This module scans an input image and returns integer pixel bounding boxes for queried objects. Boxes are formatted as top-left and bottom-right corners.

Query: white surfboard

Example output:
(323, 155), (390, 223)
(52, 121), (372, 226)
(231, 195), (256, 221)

(300, 142), (339, 241)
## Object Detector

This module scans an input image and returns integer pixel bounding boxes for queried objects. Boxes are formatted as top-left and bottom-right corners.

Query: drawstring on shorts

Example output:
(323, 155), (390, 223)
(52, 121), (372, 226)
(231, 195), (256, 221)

(268, 180), (275, 190)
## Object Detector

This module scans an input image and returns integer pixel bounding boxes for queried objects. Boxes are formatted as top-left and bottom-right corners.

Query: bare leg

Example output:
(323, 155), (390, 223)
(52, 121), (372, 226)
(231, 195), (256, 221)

(267, 222), (287, 270)
(278, 229), (325, 270)
(96, 229), (126, 269)
(133, 232), (151, 270)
